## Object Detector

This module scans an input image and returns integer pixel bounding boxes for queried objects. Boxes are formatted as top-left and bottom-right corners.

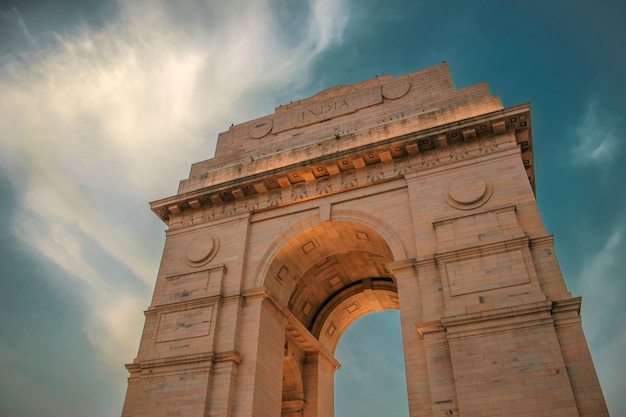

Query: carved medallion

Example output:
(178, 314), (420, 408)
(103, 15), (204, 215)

(382, 79), (411, 100)
(248, 120), (273, 139)
(185, 234), (219, 267)
(444, 176), (492, 210)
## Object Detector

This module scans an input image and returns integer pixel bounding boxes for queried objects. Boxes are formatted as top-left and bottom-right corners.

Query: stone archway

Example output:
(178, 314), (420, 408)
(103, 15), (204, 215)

(260, 219), (406, 417)
(123, 64), (608, 417)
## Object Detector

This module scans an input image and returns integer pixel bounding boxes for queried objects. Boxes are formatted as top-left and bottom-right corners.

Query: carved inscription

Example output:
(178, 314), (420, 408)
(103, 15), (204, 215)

(302, 99), (349, 123)
(272, 85), (382, 133)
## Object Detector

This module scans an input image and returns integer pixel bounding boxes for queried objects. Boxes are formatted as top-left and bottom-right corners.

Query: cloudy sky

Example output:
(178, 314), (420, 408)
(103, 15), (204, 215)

(0, 1), (624, 416)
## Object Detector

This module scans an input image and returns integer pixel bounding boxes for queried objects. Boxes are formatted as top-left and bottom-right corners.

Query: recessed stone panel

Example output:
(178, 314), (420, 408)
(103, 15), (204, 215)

(328, 274), (342, 288)
(302, 301), (312, 316)
(277, 265), (290, 281)
(301, 240), (317, 254)
(446, 249), (529, 296)
(161, 266), (226, 305)
(345, 301), (361, 314)
(157, 306), (214, 343)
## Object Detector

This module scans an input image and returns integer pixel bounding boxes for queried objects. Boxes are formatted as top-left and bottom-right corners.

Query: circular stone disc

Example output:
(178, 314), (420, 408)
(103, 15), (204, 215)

(382, 79), (411, 100)
(249, 120), (273, 139)
(185, 235), (216, 264)
(448, 178), (487, 205)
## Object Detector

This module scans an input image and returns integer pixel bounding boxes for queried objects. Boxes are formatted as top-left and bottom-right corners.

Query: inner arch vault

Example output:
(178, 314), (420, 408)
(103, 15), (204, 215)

(264, 219), (401, 353)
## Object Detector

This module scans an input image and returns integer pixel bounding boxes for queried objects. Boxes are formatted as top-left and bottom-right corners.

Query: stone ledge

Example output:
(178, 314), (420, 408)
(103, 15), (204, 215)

(125, 350), (243, 373)
(441, 301), (554, 339)
(151, 104), (532, 225)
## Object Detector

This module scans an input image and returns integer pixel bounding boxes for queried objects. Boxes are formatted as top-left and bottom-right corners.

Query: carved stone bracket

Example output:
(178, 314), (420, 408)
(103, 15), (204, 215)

(151, 105), (533, 226)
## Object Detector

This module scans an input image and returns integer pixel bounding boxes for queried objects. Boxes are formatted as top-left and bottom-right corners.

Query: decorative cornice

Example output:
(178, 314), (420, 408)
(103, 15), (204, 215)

(551, 297), (581, 315)
(386, 258), (418, 276)
(417, 320), (445, 337)
(551, 297), (582, 327)
(241, 286), (272, 301)
(529, 234), (556, 248)
(213, 350), (244, 365)
(151, 105), (533, 225)
(282, 399), (306, 413)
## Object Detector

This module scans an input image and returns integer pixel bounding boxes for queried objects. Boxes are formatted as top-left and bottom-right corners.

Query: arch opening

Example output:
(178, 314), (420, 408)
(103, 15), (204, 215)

(334, 311), (409, 417)
(269, 219), (409, 417)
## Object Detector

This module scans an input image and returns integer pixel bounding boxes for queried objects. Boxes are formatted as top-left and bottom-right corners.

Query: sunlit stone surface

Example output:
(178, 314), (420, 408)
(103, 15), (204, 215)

(122, 64), (608, 417)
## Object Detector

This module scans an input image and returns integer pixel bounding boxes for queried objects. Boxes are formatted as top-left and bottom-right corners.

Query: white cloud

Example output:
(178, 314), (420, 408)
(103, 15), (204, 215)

(0, 0), (348, 372)
(573, 222), (626, 417)
(572, 100), (620, 165)
(576, 226), (624, 339)
(593, 329), (626, 417)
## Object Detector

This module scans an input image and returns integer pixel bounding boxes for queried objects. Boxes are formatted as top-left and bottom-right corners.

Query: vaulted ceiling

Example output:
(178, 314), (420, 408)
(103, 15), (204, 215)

(265, 220), (398, 336)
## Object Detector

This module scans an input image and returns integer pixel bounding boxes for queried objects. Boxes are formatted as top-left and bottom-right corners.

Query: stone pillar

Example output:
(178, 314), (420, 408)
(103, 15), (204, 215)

(553, 299), (609, 416)
(207, 294), (244, 417)
(121, 364), (140, 417)
(388, 259), (433, 417)
(417, 322), (459, 416)
(206, 352), (243, 417)
(235, 291), (287, 417)
(302, 351), (338, 417)
(443, 302), (580, 417)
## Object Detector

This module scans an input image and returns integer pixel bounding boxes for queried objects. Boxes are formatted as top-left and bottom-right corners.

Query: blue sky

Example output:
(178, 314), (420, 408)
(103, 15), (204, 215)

(0, 1), (624, 416)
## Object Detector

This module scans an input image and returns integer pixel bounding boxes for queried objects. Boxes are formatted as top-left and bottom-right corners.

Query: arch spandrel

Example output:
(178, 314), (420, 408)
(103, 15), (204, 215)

(250, 214), (323, 291)
(330, 210), (407, 261)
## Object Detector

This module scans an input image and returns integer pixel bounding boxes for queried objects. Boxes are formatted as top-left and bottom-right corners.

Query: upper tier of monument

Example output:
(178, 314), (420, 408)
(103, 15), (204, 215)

(152, 63), (533, 224)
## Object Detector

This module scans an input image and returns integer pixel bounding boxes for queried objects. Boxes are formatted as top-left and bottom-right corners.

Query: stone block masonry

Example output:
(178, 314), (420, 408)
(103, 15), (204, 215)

(122, 63), (608, 417)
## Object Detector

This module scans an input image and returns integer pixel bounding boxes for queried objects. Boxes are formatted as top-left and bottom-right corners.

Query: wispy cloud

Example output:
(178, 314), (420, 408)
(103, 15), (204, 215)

(573, 220), (626, 417)
(0, 7), (38, 51)
(576, 225), (624, 338)
(571, 100), (621, 165)
(0, 0), (348, 374)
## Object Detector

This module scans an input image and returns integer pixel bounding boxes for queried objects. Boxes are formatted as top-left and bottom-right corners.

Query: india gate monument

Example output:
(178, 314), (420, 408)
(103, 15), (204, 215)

(121, 64), (608, 416)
